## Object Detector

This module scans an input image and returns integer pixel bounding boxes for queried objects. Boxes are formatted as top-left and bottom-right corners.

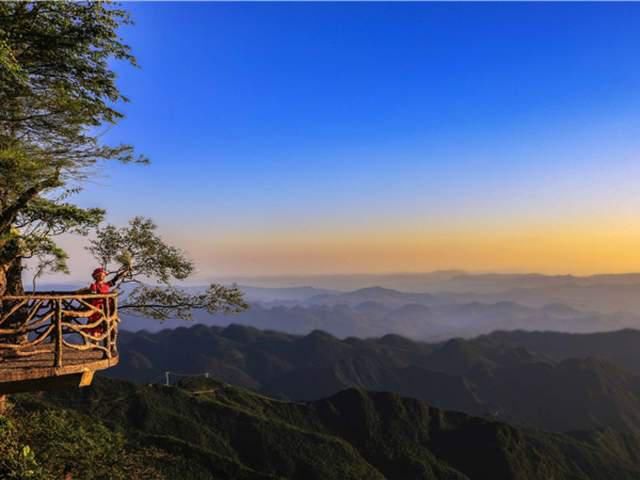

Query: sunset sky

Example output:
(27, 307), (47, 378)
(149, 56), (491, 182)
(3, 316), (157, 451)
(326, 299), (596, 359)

(58, 2), (640, 281)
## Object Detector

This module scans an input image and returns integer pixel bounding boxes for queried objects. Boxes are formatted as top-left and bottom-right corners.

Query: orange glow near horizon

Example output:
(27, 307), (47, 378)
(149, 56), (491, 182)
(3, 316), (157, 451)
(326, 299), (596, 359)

(45, 223), (640, 285)
(47, 208), (640, 283)
(171, 216), (640, 278)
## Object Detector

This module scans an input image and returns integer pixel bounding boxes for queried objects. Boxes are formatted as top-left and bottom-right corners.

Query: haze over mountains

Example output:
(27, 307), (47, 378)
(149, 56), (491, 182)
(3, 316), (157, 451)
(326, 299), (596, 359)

(232, 271), (640, 315)
(218, 270), (640, 307)
(113, 271), (640, 339)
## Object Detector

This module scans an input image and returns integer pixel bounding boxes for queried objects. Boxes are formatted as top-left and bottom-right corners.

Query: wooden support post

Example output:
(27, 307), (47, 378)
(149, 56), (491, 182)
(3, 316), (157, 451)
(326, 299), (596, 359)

(54, 298), (63, 368)
(0, 394), (7, 414)
(111, 294), (118, 357)
(104, 294), (111, 358)
(79, 369), (95, 388)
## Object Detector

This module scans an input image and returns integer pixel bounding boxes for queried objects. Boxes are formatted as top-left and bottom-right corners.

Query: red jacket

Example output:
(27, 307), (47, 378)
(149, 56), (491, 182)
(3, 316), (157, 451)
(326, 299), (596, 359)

(88, 281), (111, 325)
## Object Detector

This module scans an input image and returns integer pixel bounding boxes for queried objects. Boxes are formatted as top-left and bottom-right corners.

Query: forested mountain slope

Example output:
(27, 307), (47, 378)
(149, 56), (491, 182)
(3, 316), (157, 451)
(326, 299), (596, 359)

(110, 325), (640, 434)
(13, 377), (640, 480)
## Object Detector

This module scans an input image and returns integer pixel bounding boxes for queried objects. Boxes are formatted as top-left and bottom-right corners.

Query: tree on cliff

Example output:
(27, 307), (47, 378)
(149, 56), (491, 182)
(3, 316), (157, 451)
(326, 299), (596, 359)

(0, 2), (246, 316)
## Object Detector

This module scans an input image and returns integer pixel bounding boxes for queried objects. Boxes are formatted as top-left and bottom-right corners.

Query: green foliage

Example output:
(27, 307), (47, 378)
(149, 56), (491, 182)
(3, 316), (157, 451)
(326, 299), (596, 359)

(88, 217), (247, 320)
(16, 376), (640, 480)
(0, 1), (144, 291)
(0, 2), (137, 131)
(18, 409), (164, 480)
(16, 198), (105, 286)
(88, 217), (193, 283)
(0, 2), (241, 326)
(122, 284), (248, 321)
(0, 414), (46, 480)
(0, 402), (166, 480)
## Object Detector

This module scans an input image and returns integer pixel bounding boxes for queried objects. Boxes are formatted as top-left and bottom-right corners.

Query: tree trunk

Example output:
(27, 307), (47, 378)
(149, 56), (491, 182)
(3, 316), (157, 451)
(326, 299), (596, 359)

(0, 243), (25, 344)
(3, 256), (24, 296)
(0, 267), (5, 298)
(0, 236), (24, 297)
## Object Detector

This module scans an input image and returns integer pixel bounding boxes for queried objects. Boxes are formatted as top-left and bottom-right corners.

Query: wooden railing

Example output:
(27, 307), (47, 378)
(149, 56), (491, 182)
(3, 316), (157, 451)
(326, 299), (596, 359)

(0, 292), (119, 368)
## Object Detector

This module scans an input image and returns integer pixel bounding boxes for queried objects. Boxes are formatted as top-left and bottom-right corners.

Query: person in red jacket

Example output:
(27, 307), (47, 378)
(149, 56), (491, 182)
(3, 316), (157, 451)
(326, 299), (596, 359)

(85, 267), (126, 336)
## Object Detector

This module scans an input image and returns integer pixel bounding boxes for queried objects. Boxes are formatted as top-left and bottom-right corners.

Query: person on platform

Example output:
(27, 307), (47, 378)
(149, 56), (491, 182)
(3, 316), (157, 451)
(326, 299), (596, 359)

(82, 267), (127, 336)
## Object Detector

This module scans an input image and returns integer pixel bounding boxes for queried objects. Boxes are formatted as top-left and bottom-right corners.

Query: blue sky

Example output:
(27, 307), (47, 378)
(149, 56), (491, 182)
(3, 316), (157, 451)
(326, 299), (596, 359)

(63, 2), (640, 280)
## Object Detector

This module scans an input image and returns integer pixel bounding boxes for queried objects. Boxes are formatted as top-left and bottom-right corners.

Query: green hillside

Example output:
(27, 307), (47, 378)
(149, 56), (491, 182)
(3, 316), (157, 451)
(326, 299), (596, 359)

(8, 377), (640, 480)
(110, 325), (640, 434)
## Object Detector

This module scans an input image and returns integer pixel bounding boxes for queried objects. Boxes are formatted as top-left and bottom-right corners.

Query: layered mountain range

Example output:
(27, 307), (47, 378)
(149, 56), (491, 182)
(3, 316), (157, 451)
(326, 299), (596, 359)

(35, 274), (640, 478)
(120, 285), (640, 340)
(220, 271), (640, 314)
(109, 325), (640, 435)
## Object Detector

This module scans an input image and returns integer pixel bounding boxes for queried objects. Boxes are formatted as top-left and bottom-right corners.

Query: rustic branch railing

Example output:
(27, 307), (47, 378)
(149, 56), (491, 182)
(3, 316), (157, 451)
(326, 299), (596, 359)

(0, 292), (119, 368)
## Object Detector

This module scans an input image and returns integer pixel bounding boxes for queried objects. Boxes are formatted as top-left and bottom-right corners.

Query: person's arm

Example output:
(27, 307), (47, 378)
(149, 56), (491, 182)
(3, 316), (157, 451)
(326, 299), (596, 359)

(75, 284), (98, 302)
(107, 267), (130, 288)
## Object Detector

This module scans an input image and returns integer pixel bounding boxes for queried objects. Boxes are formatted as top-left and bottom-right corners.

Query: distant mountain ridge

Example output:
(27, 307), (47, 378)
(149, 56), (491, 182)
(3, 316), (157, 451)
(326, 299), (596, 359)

(120, 284), (640, 338)
(307, 286), (441, 307)
(481, 329), (640, 375)
(231, 273), (640, 316)
(213, 271), (640, 293)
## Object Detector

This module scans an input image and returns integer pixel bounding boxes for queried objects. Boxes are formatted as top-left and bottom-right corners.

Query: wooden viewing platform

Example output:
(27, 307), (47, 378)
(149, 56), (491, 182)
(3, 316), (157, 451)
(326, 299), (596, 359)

(0, 292), (119, 394)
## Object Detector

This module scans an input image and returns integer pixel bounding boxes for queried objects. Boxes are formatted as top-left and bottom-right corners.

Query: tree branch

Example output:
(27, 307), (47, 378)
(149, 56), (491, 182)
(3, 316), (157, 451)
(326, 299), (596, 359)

(0, 169), (60, 232)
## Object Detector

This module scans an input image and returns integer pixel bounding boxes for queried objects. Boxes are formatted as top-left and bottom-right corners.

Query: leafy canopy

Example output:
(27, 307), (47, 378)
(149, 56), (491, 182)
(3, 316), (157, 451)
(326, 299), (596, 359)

(87, 217), (247, 320)
(0, 404), (165, 480)
(0, 1), (145, 289)
(0, 2), (247, 320)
